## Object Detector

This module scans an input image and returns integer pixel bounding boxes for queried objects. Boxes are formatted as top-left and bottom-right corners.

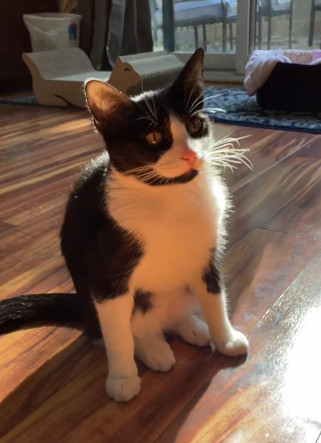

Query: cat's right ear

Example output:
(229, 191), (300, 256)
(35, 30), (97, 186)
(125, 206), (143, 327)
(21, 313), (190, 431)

(169, 49), (204, 115)
(85, 80), (131, 130)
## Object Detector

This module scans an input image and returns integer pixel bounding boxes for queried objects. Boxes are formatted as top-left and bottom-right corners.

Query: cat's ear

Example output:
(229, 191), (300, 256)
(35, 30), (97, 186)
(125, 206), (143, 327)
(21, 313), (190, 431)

(172, 48), (204, 94)
(85, 80), (131, 129)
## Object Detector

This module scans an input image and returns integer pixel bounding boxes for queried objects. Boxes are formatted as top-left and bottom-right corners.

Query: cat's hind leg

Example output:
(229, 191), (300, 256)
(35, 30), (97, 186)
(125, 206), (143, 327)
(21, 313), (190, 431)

(132, 297), (175, 372)
(172, 314), (211, 347)
(135, 335), (176, 372)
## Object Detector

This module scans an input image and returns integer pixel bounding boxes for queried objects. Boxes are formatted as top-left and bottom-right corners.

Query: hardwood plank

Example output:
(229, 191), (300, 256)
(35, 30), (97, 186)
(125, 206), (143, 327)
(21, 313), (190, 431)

(0, 239), (65, 298)
(157, 252), (321, 443)
(0, 327), (80, 409)
(212, 122), (239, 141)
(0, 337), (96, 438)
(227, 136), (321, 247)
(259, 177), (321, 239)
(224, 229), (321, 329)
(0, 220), (14, 233)
(223, 128), (316, 191)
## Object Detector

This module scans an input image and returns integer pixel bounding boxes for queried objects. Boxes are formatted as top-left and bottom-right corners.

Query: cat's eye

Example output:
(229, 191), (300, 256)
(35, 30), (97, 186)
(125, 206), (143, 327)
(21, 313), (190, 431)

(186, 117), (204, 136)
(145, 132), (163, 145)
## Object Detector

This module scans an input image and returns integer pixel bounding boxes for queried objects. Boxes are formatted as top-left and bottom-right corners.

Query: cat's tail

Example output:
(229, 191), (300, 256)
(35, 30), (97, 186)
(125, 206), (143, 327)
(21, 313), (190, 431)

(0, 293), (83, 334)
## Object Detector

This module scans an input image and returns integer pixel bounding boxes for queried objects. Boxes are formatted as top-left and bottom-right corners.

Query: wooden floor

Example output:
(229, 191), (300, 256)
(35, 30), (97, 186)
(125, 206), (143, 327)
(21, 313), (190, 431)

(0, 102), (321, 443)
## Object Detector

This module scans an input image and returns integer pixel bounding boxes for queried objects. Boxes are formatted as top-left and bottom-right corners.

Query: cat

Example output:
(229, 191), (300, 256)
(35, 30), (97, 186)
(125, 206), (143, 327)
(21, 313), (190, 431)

(0, 48), (249, 402)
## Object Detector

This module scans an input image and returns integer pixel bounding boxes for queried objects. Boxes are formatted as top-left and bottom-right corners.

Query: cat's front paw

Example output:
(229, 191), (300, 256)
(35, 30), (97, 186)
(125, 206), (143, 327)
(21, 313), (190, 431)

(135, 338), (176, 372)
(106, 375), (141, 402)
(216, 329), (249, 357)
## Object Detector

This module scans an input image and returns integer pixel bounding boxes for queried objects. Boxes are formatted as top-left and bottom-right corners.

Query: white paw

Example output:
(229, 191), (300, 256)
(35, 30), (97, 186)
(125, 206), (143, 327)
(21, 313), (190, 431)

(179, 318), (211, 347)
(135, 338), (176, 372)
(216, 329), (249, 357)
(106, 375), (141, 402)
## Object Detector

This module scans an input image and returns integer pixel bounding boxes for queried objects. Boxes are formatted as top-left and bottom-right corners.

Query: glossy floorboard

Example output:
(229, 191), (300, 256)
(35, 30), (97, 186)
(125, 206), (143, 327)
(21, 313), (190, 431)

(0, 103), (320, 443)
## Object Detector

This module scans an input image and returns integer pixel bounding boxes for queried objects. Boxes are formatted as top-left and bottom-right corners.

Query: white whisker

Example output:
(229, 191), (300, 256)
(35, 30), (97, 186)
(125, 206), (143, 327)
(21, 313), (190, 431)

(190, 107), (226, 118)
(136, 115), (157, 126)
(145, 99), (157, 122)
(135, 100), (156, 123)
(188, 91), (224, 117)
(200, 107), (226, 114)
(186, 84), (198, 114)
(203, 93), (225, 102)
(151, 96), (158, 122)
(134, 87), (158, 125)
(186, 85), (215, 116)
(207, 135), (253, 172)
(188, 93), (205, 116)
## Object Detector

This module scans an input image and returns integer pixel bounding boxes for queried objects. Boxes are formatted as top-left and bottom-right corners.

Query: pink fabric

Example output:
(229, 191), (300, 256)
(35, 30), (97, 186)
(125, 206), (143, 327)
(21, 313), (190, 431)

(244, 50), (321, 96)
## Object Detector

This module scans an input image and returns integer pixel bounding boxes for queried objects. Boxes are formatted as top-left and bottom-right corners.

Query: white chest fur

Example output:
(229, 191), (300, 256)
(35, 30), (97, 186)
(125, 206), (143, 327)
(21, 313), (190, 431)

(107, 168), (227, 293)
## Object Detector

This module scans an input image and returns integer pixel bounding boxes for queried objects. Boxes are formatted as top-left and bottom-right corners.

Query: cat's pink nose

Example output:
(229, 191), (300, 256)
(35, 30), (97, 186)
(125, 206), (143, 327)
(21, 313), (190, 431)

(181, 147), (197, 168)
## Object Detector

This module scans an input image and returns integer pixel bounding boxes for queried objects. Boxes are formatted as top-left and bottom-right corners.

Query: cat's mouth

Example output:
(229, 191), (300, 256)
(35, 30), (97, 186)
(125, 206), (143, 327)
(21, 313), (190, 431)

(139, 168), (199, 186)
(127, 164), (199, 186)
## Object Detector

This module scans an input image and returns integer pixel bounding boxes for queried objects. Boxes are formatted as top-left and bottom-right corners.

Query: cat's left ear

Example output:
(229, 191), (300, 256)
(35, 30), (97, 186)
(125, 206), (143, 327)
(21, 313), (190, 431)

(171, 48), (204, 97)
(85, 80), (131, 130)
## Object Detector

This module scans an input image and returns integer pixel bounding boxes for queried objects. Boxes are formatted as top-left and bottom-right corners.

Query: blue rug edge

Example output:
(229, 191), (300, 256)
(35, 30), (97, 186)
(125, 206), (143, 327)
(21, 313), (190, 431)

(210, 115), (321, 134)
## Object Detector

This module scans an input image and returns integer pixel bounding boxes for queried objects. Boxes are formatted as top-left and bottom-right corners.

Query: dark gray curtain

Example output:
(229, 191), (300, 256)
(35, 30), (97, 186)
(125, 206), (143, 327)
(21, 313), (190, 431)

(77, 0), (153, 70)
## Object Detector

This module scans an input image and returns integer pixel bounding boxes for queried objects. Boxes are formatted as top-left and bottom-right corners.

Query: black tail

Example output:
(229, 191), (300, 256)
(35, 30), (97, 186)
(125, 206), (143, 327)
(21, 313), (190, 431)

(0, 293), (83, 334)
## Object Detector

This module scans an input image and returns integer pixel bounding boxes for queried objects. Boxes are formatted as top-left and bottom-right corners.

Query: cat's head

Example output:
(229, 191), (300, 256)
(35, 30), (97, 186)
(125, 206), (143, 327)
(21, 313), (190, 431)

(85, 49), (212, 186)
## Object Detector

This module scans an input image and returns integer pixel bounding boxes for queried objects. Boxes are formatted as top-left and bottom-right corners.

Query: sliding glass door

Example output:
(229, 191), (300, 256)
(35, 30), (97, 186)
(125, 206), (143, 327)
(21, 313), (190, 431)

(151, 0), (321, 75)
(150, 0), (251, 73)
(252, 1), (321, 52)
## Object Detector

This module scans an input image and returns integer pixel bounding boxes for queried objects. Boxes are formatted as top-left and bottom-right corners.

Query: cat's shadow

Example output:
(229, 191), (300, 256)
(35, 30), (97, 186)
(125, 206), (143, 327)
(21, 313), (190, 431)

(134, 337), (248, 441)
(150, 346), (247, 441)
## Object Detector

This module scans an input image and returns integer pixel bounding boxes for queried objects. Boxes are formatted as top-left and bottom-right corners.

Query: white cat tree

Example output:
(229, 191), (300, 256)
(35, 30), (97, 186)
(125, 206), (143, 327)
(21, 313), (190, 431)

(22, 48), (184, 107)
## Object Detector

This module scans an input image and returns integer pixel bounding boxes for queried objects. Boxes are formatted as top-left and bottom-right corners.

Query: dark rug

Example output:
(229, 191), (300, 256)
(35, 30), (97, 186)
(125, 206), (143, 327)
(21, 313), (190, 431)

(0, 95), (39, 106)
(204, 87), (321, 134)
(2, 88), (321, 133)
(0, 95), (74, 109)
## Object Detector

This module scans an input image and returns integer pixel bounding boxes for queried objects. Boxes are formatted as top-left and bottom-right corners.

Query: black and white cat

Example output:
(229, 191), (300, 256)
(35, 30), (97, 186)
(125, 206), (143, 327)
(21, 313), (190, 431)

(0, 49), (249, 402)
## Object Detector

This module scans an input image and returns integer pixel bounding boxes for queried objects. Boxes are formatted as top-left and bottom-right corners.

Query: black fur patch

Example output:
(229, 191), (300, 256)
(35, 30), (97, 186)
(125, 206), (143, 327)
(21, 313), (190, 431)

(61, 153), (144, 304)
(98, 92), (173, 176)
(134, 289), (153, 314)
(202, 249), (221, 294)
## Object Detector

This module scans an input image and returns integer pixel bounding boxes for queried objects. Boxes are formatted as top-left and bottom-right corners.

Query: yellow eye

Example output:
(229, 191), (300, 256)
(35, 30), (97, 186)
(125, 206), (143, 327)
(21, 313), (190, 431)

(145, 132), (163, 145)
(186, 117), (204, 136)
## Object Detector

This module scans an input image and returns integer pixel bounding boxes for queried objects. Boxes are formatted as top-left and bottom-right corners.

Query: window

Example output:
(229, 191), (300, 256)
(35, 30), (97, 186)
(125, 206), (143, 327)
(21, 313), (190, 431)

(151, 1), (321, 78)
